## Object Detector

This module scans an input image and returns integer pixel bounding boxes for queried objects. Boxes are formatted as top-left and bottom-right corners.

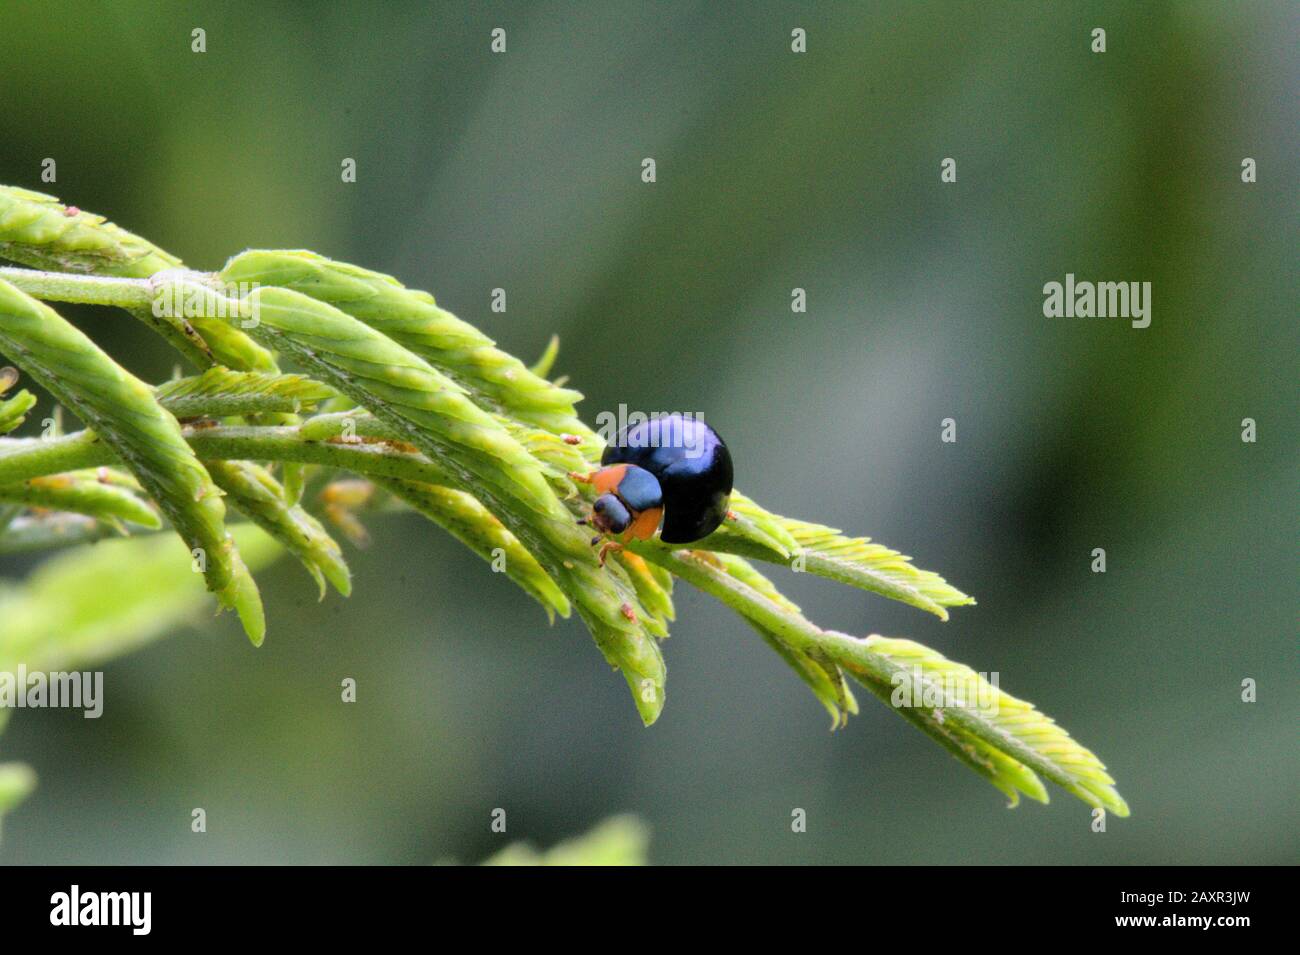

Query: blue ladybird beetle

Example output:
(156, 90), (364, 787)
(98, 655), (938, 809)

(576, 413), (734, 563)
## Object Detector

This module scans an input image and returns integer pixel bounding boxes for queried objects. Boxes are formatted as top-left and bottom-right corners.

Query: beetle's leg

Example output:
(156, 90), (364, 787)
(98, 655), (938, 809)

(597, 540), (624, 566)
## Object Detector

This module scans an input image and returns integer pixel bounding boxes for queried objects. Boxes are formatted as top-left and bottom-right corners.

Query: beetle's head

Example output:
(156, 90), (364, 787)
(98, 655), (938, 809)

(590, 493), (632, 535)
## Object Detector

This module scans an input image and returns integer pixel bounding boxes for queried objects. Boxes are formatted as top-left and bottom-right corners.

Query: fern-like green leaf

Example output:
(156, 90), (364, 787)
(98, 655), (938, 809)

(155, 367), (337, 419)
(0, 187), (275, 371)
(0, 278), (265, 643)
(645, 546), (1125, 814)
(528, 334), (562, 379)
(0, 760), (37, 816)
(0, 185), (180, 277)
(220, 250), (588, 433)
(0, 471), (160, 531)
(206, 460), (350, 599)
(0, 389), (36, 435)
(225, 284), (666, 723)
(0, 189), (1127, 809)
(0, 524), (283, 672)
(481, 815), (649, 866)
(836, 636), (1128, 815)
(852, 675), (1049, 807)
(842, 639), (1128, 815)
(613, 551), (675, 631)
(373, 477), (570, 621)
(0, 512), (118, 554)
(297, 409), (677, 635)
(784, 518), (974, 619)
(0, 758), (37, 847)
(710, 551), (859, 728)
(706, 495), (974, 620)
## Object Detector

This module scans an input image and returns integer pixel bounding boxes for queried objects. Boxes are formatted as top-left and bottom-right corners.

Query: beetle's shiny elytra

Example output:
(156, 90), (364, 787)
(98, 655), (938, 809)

(581, 413), (733, 549)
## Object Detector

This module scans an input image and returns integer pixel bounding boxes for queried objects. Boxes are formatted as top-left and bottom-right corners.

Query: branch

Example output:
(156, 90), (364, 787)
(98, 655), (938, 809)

(0, 188), (1128, 815)
(0, 278), (264, 642)
(0, 266), (153, 308)
(641, 547), (1128, 816)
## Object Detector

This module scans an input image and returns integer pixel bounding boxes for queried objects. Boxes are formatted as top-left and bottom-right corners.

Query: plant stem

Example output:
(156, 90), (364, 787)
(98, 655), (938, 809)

(0, 267), (235, 369)
(641, 546), (1123, 808)
(0, 432), (106, 483)
(0, 267), (155, 308)
(0, 512), (113, 554)
(636, 547), (834, 652)
(0, 425), (451, 487)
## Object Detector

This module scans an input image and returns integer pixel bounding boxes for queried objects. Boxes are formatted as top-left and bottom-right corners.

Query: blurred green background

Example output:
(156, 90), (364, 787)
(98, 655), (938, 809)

(0, 0), (1296, 864)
